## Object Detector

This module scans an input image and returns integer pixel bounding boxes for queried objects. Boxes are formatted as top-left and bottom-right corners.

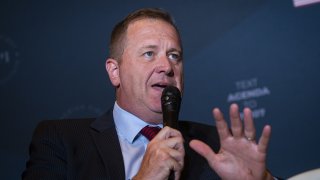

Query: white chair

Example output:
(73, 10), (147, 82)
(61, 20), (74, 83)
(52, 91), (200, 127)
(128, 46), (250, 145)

(288, 168), (320, 180)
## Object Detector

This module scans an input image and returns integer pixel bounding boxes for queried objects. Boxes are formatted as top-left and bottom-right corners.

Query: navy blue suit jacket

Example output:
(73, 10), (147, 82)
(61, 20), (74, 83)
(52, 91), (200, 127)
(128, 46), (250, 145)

(22, 109), (221, 179)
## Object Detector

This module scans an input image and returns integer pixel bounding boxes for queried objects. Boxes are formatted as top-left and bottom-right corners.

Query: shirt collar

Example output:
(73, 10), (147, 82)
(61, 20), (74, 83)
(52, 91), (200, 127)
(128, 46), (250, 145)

(113, 102), (162, 143)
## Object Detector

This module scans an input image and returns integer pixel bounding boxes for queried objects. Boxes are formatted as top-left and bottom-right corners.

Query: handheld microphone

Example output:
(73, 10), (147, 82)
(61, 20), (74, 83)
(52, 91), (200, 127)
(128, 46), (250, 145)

(161, 85), (181, 129)
(161, 86), (181, 180)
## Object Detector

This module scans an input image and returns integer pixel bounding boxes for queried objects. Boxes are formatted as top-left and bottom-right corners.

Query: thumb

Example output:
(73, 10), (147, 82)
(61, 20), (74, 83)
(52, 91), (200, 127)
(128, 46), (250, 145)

(189, 139), (216, 164)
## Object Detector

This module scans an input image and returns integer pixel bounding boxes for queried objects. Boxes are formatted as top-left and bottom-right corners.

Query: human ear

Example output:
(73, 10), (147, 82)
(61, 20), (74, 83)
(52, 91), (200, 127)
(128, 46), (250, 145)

(106, 58), (120, 87)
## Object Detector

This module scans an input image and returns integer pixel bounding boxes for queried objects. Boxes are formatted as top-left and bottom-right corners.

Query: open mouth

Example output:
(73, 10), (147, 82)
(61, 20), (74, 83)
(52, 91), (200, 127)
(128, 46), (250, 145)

(151, 83), (169, 91)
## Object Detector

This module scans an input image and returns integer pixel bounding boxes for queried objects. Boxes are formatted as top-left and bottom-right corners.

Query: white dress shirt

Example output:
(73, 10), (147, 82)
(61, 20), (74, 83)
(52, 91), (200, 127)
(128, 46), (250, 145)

(113, 102), (163, 179)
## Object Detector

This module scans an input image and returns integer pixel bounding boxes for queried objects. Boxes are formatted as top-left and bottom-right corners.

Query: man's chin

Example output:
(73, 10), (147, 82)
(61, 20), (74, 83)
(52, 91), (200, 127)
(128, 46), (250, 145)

(148, 98), (162, 111)
(150, 106), (162, 114)
(149, 105), (163, 116)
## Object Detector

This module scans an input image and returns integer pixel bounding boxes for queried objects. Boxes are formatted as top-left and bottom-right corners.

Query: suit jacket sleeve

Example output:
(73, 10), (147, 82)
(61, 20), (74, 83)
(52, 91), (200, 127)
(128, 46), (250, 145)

(22, 120), (68, 180)
(22, 113), (124, 180)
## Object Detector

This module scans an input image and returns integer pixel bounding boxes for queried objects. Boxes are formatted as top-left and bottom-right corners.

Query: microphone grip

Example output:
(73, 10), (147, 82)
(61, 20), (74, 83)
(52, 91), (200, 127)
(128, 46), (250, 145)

(164, 111), (177, 180)
(164, 112), (177, 180)
(163, 111), (178, 129)
(164, 111), (178, 180)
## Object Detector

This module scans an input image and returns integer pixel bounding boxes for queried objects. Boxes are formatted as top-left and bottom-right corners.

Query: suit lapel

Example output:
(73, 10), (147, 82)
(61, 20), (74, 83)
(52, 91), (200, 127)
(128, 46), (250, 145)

(90, 109), (125, 180)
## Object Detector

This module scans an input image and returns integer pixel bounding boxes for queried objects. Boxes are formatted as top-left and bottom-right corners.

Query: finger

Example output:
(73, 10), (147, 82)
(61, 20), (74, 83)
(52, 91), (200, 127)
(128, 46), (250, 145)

(243, 107), (256, 141)
(189, 139), (216, 167)
(153, 155), (182, 179)
(174, 166), (183, 180)
(156, 126), (182, 140)
(151, 137), (185, 162)
(174, 171), (180, 180)
(166, 157), (183, 180)
(166, 148), (185, 166)
(258, 125), (272, 153)
(213, 108), (231, 141)
(153, 127), (184, 152)
(229, 103), (243, 139)
(161, 136), (184, 151)
(145, 144), (184, 172)
(150, 133), (185, 164)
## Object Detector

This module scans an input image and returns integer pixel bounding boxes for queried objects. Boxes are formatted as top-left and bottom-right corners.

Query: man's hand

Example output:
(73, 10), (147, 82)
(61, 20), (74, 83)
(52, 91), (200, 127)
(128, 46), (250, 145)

(133, 126), (185, 180)
(189, 104), (273, 180)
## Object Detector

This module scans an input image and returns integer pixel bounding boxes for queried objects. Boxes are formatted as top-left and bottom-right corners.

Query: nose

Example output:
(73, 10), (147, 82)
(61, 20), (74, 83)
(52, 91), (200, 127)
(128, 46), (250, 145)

(155, 55), (174, 76)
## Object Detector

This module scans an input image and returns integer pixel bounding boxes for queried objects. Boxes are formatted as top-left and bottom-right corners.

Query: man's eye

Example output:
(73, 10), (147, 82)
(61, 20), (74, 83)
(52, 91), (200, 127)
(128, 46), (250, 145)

(144, 51), (154, 58)
(168, 53), (180, 61)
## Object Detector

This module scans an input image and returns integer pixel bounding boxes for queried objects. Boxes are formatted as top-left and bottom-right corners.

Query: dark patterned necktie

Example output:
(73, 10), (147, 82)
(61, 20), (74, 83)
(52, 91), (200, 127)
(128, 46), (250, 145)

(140, 126), (161, 141)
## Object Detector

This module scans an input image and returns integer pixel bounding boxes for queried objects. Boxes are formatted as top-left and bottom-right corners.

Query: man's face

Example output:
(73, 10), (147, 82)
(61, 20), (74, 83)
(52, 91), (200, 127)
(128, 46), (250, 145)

(113, 18), (183, 123)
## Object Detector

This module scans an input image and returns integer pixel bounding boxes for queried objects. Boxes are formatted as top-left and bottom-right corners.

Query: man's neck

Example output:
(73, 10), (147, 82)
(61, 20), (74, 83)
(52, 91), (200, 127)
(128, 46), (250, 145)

(115, 101), (163, 124)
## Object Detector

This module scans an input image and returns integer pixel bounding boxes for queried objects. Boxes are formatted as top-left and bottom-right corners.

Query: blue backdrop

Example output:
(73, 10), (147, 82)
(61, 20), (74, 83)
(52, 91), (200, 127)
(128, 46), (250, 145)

(1, 0), (320, 179)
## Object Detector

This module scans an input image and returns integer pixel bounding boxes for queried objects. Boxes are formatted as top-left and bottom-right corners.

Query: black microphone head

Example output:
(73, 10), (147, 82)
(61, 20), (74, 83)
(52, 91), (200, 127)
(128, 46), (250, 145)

(161, 86), (181, 112)
(161, 86), (181, 128)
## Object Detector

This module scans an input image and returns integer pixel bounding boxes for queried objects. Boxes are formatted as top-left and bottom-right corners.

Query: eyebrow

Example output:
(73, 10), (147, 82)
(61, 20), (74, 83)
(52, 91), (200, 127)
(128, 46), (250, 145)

(141, 45), (158, 50)
(138, 45), (182, 55)
(137, 45), (158, 54)
(167, 47), (182, 55)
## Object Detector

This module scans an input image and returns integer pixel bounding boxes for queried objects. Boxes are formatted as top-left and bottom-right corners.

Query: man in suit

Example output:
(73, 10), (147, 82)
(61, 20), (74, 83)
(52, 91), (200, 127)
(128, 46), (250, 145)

(23, 8), (275, 179)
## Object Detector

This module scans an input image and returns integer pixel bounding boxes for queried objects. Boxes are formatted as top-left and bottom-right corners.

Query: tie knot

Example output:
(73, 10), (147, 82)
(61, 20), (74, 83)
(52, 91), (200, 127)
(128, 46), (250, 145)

(140, 126), (161, 141)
